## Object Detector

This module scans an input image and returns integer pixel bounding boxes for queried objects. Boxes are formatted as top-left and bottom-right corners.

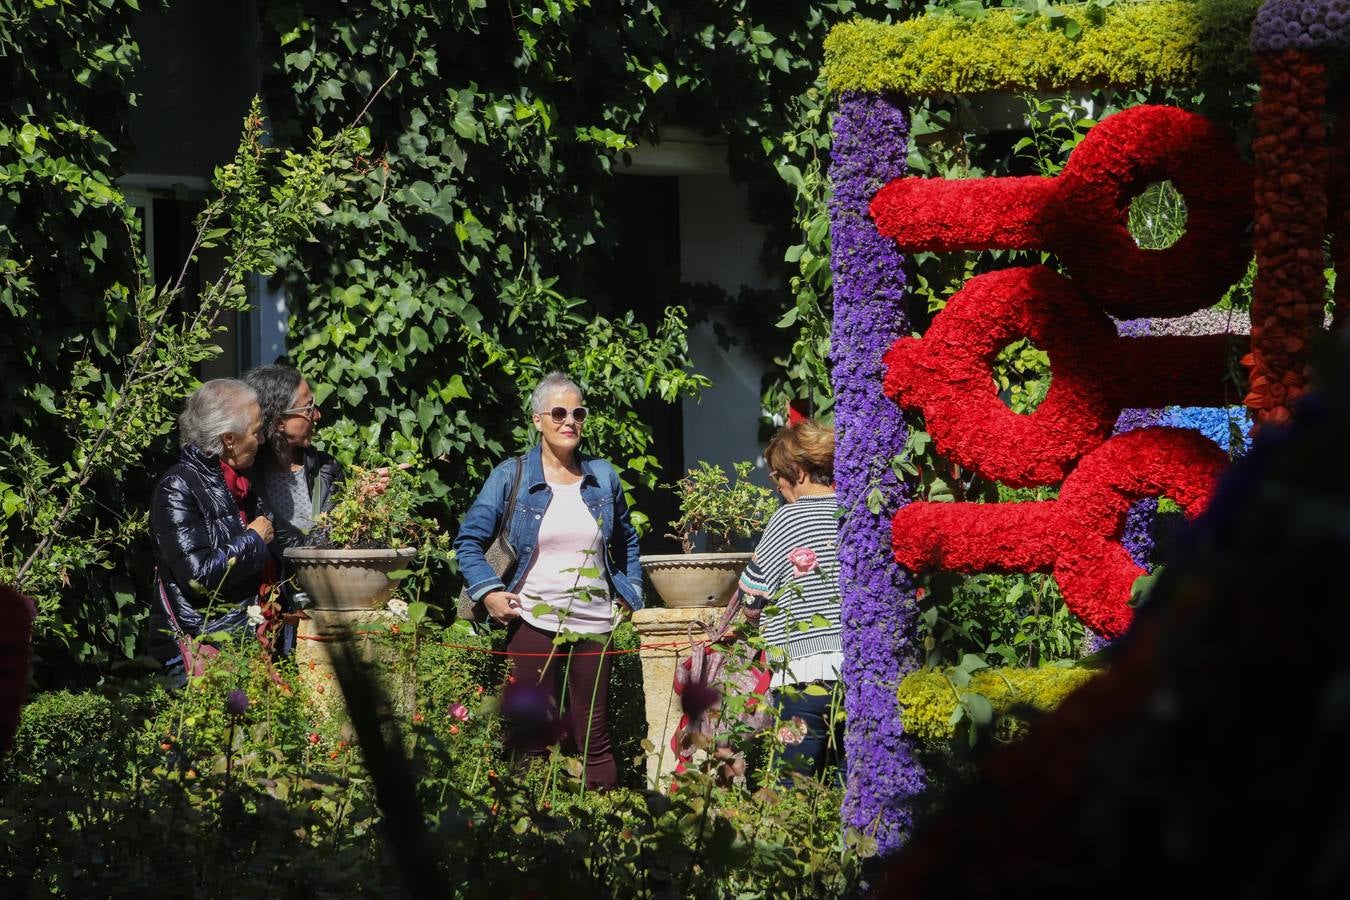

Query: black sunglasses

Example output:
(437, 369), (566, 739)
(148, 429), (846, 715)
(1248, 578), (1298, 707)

(545, 406), (587, 424)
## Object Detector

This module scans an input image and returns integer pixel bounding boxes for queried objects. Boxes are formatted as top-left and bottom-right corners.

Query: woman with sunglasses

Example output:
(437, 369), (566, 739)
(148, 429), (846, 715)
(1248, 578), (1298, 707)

(454, 371), (643, 789)
(243, 364), (345, 551)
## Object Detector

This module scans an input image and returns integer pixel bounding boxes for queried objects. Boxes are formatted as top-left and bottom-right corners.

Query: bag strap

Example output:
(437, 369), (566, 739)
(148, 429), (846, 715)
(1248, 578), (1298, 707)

(501, 456), (524, 532)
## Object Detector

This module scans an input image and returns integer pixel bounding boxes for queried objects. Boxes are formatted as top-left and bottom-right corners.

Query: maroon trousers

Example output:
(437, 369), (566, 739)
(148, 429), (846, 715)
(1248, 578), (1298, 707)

(505, 620), (617, 789)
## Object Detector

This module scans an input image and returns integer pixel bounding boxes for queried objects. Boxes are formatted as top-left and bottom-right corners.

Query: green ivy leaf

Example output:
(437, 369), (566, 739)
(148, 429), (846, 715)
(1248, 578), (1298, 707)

(962, 692), (993, 726)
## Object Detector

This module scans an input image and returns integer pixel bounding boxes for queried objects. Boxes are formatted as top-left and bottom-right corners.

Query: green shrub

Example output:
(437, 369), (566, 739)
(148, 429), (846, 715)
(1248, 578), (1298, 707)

(4, 682), (167, 785)
(1, 627), (862, 896)
(898, 664), (1099, 744)
(823, 0), (1260, 96)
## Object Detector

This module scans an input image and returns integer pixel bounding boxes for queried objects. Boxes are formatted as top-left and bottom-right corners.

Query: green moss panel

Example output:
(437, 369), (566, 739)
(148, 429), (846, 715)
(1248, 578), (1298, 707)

(823, 0), (1261, 96)
(897, 665), (1100, 742)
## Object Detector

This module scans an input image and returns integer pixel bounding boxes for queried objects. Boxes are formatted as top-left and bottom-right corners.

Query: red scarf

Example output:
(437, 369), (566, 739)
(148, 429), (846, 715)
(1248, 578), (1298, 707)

(213, 462), (291, 692)
(220, 461), (279, 602)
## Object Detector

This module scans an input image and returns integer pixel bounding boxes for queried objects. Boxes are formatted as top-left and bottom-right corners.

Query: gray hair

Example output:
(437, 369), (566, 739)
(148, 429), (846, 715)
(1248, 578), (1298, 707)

(530, 371), (583, 413)
(178, 379), (259, 456)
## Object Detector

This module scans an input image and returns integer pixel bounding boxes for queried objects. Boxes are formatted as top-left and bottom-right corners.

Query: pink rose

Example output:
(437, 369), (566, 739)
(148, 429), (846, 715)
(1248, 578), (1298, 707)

(448, 702), (470, 722)
(776, 716), (808, 746)
(788, 546), (818, 575)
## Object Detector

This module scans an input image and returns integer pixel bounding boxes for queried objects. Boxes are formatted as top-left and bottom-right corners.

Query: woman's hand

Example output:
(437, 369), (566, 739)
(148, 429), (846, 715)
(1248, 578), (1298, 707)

(247, 516), (274, 544)
(483, 590), (522, 624)
(366, 462), (412, 497)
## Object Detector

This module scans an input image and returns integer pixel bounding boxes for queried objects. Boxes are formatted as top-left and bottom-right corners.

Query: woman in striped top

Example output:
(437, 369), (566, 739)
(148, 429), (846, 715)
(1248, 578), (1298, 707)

(738, 419), (844, 782)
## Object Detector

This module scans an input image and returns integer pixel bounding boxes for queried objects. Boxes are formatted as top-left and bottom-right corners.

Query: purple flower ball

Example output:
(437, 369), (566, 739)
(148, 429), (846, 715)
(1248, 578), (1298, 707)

(1300, 6), (1319, 22)
(225, 689), (249, 716)
(1310, 22), (1329, 37)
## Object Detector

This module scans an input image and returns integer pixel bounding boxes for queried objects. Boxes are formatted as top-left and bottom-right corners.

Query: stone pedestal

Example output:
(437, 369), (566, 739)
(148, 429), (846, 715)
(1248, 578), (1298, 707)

(295, 609), (412, 730)
(631, 606), (722, 784)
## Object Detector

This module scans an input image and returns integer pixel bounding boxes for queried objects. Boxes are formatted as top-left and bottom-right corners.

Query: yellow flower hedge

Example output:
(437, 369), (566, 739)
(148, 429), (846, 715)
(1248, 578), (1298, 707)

(823, 0), (1260, 96)
(897, 665), (1100, 742)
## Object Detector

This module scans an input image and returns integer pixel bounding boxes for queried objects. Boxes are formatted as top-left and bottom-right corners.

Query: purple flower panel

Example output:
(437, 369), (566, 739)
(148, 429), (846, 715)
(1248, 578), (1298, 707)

(829, 90), (926, 853)
(1252, 0), (1350, 52)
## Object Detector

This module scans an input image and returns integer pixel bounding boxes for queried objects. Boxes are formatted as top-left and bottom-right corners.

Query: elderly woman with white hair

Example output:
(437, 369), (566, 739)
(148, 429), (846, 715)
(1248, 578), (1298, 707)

(148, 378), (279, 682)
(454, 371), (643, 789)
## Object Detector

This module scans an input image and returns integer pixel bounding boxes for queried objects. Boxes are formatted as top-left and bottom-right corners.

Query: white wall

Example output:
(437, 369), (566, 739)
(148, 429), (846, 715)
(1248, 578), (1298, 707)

(621, 127), (781, 499)
(677, 175), (778, 494)
(621, 128), (782, 505)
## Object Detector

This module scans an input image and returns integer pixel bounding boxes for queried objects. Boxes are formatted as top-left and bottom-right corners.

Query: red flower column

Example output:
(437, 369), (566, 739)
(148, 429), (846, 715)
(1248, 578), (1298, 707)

(1, 586), (36, 759)
(1247, 50), (1330, 425)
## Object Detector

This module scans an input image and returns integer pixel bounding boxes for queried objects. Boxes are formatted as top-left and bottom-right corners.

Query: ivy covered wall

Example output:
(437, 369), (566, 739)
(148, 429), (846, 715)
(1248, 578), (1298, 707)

(255, 0), (914, 522)
(0, 0), (168, 670)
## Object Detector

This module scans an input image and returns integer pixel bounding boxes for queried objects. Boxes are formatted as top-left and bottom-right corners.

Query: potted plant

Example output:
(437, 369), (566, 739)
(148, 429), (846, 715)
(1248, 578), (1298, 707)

(640, 461), (778, 608)
(283, 464), (433, 612)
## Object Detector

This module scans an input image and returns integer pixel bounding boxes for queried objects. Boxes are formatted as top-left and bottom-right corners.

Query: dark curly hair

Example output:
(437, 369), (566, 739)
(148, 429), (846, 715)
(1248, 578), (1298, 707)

(242, 364), (304, 469)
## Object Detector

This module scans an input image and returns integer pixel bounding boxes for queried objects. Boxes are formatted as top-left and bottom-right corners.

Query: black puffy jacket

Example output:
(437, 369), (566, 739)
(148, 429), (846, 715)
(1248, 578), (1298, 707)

(147, 445), (278, 661)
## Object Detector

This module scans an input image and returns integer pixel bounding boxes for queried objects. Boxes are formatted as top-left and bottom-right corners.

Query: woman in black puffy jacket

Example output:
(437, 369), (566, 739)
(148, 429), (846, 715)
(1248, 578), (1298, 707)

(148, 379), (279, 683)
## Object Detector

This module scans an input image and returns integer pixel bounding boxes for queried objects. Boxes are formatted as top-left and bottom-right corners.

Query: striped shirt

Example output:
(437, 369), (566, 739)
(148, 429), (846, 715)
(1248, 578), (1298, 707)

(738, 493), (841, 686)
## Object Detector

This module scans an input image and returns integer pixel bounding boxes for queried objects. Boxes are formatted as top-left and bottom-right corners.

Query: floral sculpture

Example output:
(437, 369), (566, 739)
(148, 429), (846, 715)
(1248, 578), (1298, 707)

(827, 0), (1344, 853)
(875, 103), (1248, 638)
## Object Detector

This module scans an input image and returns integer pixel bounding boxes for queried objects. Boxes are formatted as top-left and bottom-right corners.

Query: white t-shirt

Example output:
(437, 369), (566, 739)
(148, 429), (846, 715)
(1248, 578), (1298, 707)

(517, 480), (616, 634)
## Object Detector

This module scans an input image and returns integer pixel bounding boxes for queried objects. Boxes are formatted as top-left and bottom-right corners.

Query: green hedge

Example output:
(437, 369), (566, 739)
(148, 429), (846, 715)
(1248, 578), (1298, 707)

(823, 0), (1260, 96)
(898, 664), (1099, 743)
(3, 682), (167, 785)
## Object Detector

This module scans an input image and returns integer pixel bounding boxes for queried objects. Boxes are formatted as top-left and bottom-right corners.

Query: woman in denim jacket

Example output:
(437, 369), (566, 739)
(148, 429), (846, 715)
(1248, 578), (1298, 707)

(453, 372), (642, 788)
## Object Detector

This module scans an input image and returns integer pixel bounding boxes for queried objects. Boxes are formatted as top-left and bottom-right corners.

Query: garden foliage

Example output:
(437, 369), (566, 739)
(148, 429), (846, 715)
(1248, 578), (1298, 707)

(1, 619), (861, 897)
(0, 0), (163, 670)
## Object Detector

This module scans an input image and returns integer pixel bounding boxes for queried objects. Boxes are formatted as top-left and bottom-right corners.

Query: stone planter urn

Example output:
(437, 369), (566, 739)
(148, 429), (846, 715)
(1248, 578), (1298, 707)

(632, 551), (754, 783)
(639, 551), (752, 609)
(284, 546), (417, 611)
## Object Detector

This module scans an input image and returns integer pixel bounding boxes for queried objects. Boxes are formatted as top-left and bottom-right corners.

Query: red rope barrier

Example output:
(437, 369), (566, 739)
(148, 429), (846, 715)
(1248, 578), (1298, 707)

(295, 631), (709, 657)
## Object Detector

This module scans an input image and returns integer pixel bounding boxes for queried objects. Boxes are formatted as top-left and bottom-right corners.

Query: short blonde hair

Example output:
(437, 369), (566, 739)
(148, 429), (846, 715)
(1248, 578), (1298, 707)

(765, 419), (834, 487)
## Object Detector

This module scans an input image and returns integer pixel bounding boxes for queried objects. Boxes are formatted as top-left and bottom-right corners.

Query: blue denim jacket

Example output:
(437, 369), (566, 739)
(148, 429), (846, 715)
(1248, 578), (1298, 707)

(453, 444), (644, 612)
